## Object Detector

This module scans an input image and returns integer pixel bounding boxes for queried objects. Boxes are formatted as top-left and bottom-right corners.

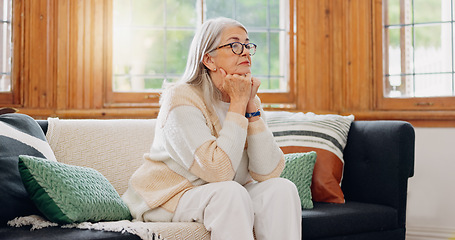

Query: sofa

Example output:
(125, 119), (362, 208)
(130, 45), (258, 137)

(0, 112), (415, 240)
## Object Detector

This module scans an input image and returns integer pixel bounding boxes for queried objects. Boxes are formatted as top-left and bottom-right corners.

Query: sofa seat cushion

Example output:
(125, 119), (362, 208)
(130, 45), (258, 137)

(302, 201), (398, 239)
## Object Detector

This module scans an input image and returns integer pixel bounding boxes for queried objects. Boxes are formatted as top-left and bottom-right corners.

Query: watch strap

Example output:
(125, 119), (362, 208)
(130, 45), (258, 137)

(245, 110), (261, 118)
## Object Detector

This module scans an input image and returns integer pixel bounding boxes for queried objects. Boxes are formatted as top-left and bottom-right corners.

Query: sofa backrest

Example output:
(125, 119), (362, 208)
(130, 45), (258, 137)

(44, 118), (156, 195)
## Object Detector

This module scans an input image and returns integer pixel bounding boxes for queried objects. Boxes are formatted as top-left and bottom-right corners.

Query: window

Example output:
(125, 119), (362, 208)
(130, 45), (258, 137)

(383, 0), (455, 98)
(109, 0), (293, 106)
(378, 0), (455, 111)
(0, 0), (11, 92)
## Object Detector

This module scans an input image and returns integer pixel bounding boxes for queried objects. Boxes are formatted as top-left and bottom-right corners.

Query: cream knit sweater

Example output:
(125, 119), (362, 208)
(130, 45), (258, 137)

(122, 83), (285, 222)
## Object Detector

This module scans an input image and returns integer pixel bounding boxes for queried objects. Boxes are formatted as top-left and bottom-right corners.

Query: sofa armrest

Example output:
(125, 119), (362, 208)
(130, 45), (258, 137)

(36, 120), (48, 134)
(341, 120), (415, 228)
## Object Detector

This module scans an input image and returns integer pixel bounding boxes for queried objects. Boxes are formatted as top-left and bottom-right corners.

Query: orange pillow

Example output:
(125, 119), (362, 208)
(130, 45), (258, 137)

(265, 111), (354, 203)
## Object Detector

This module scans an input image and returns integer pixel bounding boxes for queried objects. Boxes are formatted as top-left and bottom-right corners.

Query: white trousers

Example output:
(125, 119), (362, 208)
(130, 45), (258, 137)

(172, 178), (302, 240)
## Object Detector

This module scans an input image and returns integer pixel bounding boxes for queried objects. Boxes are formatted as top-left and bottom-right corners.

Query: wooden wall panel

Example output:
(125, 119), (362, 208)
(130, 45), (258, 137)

(296, 0), (333, 111)
(63, 0), (105, 110)
(344, 0), (373, 112)
(70, 0), (83, 109)
(23, 0), (56, 109)
(56, 0), (69, 110)
(330, 0), (346, 112)
(10, 0), (107, 115)
(296, 0), (374, 113)
(92, 1), (104, 109)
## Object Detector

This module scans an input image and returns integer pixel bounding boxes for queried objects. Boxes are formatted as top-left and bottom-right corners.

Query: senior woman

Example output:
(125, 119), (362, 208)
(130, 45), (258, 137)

(122, 17), (301, 240)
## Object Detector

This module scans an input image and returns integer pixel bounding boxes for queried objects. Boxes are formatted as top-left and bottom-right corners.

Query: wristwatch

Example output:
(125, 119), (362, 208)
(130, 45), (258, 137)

(245, 110), (261, 118)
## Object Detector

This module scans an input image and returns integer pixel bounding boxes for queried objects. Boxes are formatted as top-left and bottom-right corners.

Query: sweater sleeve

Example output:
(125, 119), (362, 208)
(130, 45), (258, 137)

(246, 111), (285, 182)
(162, 105), (248, 183)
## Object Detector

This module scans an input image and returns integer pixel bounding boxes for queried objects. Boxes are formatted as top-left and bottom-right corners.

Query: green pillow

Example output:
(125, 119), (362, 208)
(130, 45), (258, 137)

(280, 151), (317, 209)
(18, 155), (132, 224)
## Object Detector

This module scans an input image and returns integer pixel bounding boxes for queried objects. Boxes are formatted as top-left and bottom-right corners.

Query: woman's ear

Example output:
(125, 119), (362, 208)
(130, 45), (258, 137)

(203, 53), (216, 72)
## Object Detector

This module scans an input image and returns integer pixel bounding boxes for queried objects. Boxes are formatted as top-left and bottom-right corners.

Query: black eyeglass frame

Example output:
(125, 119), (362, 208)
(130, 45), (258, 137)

(209, 42), (257, 56)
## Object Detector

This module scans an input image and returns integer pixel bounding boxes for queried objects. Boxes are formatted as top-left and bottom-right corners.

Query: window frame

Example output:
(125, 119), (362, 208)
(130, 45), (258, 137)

(104, 0), (297, 108)
(376, 0), (455, 111)
(0, 0), (20, 105)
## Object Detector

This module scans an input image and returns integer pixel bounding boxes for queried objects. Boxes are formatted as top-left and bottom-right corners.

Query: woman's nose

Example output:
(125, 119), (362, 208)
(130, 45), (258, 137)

(242, 46), (251, 56)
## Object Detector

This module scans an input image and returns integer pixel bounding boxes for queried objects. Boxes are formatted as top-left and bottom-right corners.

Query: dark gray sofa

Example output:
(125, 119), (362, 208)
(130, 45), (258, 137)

(0, 119), (415, 240)
(303, 121), (415, 240)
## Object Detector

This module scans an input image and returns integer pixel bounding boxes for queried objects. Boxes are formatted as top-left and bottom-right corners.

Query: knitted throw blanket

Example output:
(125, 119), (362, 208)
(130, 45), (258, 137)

(8, 215), (210, 240)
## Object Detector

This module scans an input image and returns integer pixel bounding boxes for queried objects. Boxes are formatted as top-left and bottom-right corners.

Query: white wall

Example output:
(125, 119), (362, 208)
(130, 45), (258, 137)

(406, 128), (455, 240)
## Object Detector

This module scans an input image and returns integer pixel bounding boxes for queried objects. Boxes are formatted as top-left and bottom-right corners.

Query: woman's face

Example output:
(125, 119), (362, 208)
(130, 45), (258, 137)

(210, 26), (252, 75)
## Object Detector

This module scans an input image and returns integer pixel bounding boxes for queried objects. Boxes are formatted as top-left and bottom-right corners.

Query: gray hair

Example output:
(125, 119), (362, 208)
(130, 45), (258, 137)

(173, 17), (247, 106)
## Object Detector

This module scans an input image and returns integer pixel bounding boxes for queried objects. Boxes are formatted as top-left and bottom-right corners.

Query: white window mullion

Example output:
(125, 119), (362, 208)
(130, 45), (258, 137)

(0, 0), (12, 92)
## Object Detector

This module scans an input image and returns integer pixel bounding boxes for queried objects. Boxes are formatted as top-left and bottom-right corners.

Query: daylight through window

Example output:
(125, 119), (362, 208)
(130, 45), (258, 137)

(383, 0), (455, 98)
(112, 0), (289, 93)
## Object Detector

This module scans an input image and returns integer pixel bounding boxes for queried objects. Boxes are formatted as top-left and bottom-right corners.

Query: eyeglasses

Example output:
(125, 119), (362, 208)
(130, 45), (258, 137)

(209, 42), (257, 56)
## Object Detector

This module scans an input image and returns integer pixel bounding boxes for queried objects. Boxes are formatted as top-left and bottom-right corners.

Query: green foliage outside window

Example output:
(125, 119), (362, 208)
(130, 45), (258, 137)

(387, 0), (444, 48)
(113, 0), (288, 92)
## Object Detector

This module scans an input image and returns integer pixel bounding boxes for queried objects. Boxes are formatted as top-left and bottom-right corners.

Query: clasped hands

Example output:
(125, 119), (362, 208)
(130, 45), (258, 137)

(219, 68), (260, 115)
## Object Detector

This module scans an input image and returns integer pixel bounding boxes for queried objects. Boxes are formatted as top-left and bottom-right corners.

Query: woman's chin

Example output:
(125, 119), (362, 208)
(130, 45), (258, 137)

(235, 67), (251, 75)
